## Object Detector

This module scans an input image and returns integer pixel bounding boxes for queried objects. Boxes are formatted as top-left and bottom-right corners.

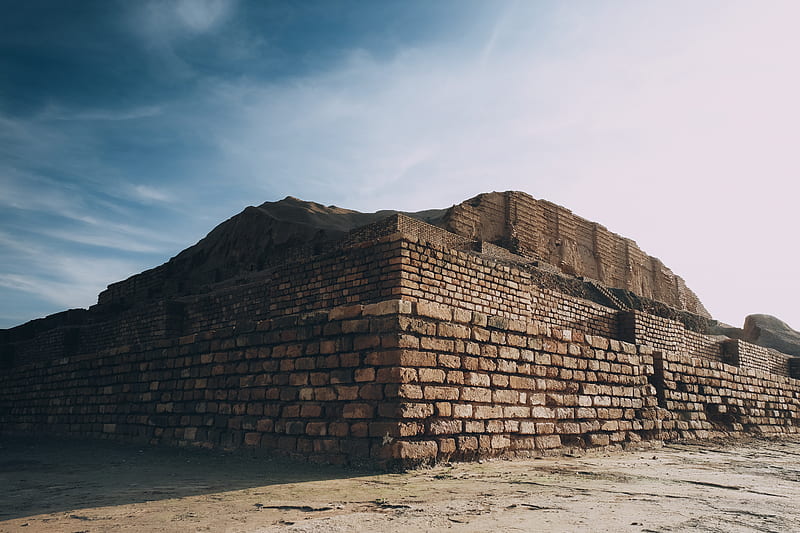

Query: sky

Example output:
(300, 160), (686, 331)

(1, 0), (799, 331)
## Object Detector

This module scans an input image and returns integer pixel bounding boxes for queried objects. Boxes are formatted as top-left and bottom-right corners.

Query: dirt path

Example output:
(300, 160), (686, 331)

(2, 435), (799, 532)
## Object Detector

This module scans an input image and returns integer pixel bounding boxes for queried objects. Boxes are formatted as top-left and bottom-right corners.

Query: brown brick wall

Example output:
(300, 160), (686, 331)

(3, 233), (800, 468)
(721, 339), (792, 377)
(443, 191), (709, 317)
(656, 350), (800, 438)
(0, 301), (417, 466)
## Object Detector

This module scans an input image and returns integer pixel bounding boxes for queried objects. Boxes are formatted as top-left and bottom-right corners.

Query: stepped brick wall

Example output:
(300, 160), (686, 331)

(443, 191), (709, 317)
(2, 219), (799, 468)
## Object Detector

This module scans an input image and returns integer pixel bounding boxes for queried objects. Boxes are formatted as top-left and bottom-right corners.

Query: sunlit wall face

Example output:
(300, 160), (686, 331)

(1, 0), (798, 330)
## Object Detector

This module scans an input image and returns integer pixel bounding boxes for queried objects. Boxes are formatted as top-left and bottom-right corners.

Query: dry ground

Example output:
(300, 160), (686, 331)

(2, 435), (799, 532)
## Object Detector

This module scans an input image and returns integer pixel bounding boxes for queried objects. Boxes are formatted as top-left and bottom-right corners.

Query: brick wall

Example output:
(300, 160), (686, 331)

(4, 298), (800, 468)
(442, 191), (710, 317)
(378, 301), (657, 463)
(655, 350), (800, 438)
(3, 232), (800, 468)
(0, 301), (420, 466)
(619, 310), (722, 362)
(721, 339), (793, 377)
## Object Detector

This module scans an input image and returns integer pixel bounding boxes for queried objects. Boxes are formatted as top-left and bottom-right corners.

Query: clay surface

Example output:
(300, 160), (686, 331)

(2, 435), (799, 532)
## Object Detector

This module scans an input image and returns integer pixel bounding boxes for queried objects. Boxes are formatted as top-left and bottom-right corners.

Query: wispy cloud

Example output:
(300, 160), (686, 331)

(175, 0), (236, 32)
(131, 184), (174, 204)
(42, 105), (164, 122)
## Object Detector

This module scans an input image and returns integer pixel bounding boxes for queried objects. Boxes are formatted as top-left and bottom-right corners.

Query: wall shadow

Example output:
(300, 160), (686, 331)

(0, 434), (377, 521)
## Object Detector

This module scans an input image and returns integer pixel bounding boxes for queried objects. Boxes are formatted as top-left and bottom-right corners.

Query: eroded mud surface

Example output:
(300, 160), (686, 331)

(2, 435), (799, 532)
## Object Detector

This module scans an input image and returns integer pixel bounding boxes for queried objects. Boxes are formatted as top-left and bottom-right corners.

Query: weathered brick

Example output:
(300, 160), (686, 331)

(342, 403), (374, 418)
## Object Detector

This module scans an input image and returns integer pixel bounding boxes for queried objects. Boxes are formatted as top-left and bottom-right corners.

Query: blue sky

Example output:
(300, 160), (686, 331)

(1, 0), (799, 330)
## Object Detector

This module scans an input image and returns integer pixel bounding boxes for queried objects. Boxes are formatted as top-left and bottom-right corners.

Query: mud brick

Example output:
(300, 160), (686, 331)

(424, 385), (459, 400)
(418, 368), (446, 383)
(416, 301), (453, 321)
(310, 372), (330, 386)
(491, 374), (509, 388)
(398, 317), (437, 335)
(490, 435), (510, 449)
(503, 406), (530, 418)
(435, 402), (452, 416)
(256, 419), (274, 432)
(485, 420), (504, 433)
(350, 422), (369, 437)
(452, 308), (472, 324)
(509, 376), (536, 390)
(319, 340), (337, 354)
(472, 327), (490, 342)
(342, 319), (370, 334)
(439, 354), (461, 368)
(339, 353), (361, 367)
(395, 402), (434, 418)
(530, 406), (556, 418)
(464, 420), (485, 433)
(392, 440), (438, 460)
(243, 432), (261, 446)
(420, 337), (454, 352)
(474, 405), (503, 419)
(363, 299), (412, 316)
(461, 387), (491, 403)
(300, 404), (322, 418)
(376, 366), (417, 384)
(445, 370), (464, 385)
(369, 421), (398, 437)
(354, 335), (381, 350)
(462, 356), (480, 370)
(535, 435), (562, 449)
(429, 419), (462, 435)
(314, 387), (336, 401)
(492, 390), (518, 404)
(589, 433), (610, 446)
(329, 305), (364, 320)
(367, 350), (435, 367)
(354, 367), (376, 382)
(329, 422), (349, 437)
(342, 403), (374, 419)
(289, 373), (309, 386)
(358, 384), (384, 400)
(335, 385), (358, 401)
(453, 404), (473, 418)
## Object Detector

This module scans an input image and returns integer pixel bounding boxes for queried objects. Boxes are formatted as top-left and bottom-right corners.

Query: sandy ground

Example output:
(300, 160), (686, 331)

(1, 435), (799, 532)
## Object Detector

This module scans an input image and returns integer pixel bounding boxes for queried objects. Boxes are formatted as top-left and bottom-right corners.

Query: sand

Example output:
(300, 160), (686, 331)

(2, 435), (799, 532)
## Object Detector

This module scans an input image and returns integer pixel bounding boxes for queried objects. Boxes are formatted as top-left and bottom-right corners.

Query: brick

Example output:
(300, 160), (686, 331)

(354, 335), (381, 351)
(490, 435), (511, 449)
(392, 440), (438, 460)
(418, 368), (446, 383)
(363, 299), (412, 316)
(461, 387), (491, 403)
(424, 386), (460, 401)
(329, 305), (364, 320)
(429, 419), (462, 435)
(354, 367), (376, 382)
(535, 435), (562, 449)
(416, 301), (453, 321)
(342, 403), (374, 418)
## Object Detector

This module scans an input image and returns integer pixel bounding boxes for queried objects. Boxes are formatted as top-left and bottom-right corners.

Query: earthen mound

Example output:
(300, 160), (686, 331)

(96, 191), (709, 322)
(743, 314), (800, 356)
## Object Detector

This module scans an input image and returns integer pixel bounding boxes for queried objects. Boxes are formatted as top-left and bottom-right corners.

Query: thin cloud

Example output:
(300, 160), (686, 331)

(43, 105), (164, 122)
(131, 184), (174, 204)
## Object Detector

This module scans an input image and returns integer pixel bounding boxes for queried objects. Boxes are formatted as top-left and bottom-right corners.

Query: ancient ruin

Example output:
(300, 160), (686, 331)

(2, 191), (799, 468)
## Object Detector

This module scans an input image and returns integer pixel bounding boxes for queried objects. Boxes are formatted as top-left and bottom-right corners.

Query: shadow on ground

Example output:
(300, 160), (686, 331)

(0, 435), (374, 521)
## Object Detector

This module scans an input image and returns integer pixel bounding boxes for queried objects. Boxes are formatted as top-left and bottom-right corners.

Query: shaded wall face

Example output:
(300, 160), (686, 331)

(442, 192), (709, 318)
(4, 298), (799, 469)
